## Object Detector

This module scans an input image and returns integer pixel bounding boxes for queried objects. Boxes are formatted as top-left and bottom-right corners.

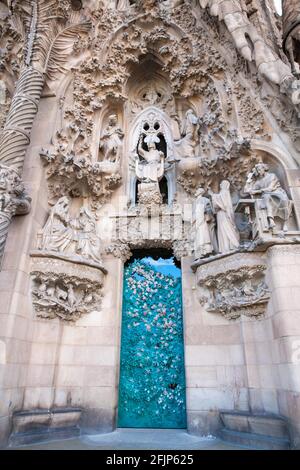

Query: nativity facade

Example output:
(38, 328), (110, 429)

(1, 0), (300, 449)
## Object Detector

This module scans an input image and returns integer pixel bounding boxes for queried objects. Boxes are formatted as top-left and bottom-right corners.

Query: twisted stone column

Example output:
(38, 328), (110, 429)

(0, 66), (44, 265)
(0, 66), (44, 172)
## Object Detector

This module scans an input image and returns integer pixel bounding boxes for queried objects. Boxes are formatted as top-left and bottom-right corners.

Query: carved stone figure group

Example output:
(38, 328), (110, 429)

(38, 197), (102, 265)
(193, 180), (240, 259)
(244, 163), (292, 232)
(31, 272), (102, 322)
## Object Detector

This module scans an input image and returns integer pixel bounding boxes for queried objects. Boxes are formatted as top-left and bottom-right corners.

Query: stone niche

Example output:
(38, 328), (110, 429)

(193, 252), (270, 320)
(30, 253), (107, 322)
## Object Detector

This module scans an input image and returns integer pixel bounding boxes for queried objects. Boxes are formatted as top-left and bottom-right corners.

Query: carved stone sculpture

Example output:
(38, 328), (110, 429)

(135, 134), (165, 184)
(30, 256), (106, 322)
(210, 180), (240, 254)
(194, 252), (270, 320)
(99, 114), (124, 163)
(137, 182), (163, 214)
(39, 197), (74, 254)
(76, 207), (102, 264)
(0, 3), (90, 267)
(244, 163), (292, 232)
(108, 206), (192, 261)
(197, 0), (300, 113)
(192, 187), (217, 259)
(0, 165), (31, 266)
(40, 129), (122, 209)
(282, 0), (300, 77)
(37, 199), (103, 268)
(175, 109), (200, 159)
(116, 0), (131, 9)
(31, 272), (102, 322)
(198, 0), (290, 84)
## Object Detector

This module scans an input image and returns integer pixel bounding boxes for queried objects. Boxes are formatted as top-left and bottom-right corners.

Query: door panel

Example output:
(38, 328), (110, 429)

(118, 256), (186, 428)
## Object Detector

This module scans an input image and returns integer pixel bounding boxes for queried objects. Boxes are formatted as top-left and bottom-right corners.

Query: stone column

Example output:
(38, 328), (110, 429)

(267, 244), (300, 448)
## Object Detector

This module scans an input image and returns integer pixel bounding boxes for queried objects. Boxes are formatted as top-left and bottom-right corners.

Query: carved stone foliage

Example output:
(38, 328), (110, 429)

(40, 127), (122, 209)
(194, 252), (270, 320)
(106, 241), (133, 263)
(30, 256), (105, 322)
(137, 183), (163, 215)
(0, 2), (91, 171)
(177, 137), (258, 195)
(33, 0), (300, 213)
(0, 2), (90, 269)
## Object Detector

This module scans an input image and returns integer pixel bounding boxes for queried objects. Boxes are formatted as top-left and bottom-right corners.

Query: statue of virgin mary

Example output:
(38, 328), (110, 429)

(40, 197), (76, 253)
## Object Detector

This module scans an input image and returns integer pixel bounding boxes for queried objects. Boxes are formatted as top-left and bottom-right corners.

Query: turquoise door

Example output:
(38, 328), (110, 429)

(118, 256), (187, 428)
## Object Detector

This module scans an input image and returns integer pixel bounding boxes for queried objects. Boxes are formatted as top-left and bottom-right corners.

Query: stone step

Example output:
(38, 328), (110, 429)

(220, 411), (289, 439)
(9, 426), (80, 447)
(9, 408), (82, 447)
(219, 428), (290, 450)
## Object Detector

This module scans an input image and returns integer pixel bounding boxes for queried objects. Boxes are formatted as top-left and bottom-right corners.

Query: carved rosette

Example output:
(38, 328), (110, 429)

(194, 252), (270, 320)
(30, 254), (107, 322)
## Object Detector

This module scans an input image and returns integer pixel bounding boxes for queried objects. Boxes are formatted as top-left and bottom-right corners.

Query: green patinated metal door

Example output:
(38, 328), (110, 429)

(118, 256), (187, 428)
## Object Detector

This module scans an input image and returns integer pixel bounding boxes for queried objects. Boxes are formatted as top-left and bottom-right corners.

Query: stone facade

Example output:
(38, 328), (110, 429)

(1, 0), (300, 449)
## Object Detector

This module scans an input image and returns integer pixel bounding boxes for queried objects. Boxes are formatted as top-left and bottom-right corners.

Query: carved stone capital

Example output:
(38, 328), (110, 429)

(0, 165), (31, 265)
(106, 242), (133, 262)
(30, 254), (106, 322)
(0, 165), (31, 216)
(195, 252), (270, 320)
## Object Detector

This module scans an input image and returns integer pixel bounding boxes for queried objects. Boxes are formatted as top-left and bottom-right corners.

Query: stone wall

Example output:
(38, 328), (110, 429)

(182, 256), (248, 436)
